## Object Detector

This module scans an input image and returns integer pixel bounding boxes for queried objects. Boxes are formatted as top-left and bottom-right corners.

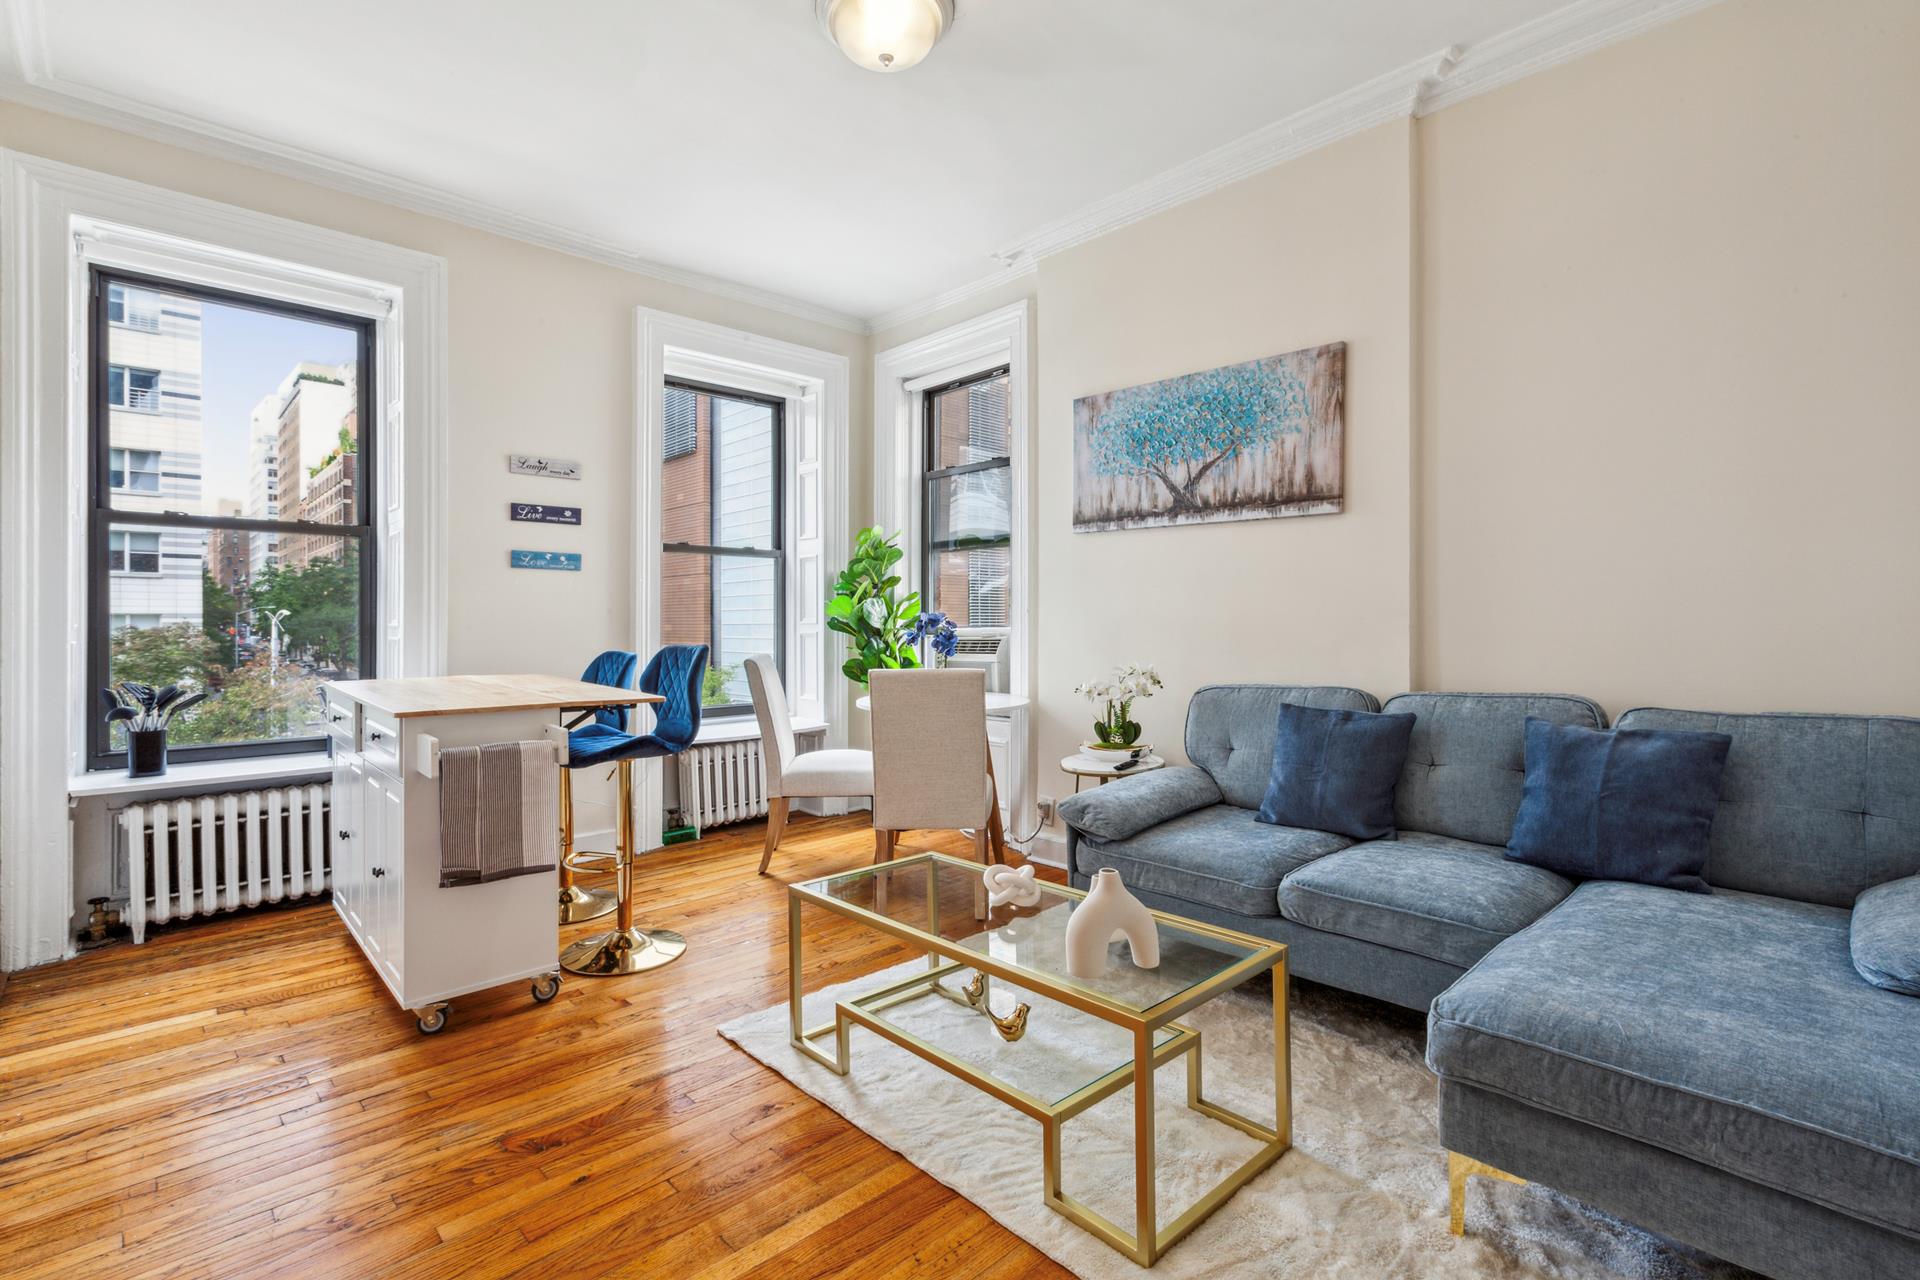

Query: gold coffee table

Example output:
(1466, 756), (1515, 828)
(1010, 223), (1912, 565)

(788, 853), (1289, 1267)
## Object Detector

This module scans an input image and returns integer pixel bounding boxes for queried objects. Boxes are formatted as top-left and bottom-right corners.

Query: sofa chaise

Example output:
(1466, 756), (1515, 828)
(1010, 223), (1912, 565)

(1059, 685), (1920, 1280)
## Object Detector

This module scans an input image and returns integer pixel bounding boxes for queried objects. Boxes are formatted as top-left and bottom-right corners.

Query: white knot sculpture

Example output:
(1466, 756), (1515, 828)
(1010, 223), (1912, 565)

(982, 863), (1043, 909)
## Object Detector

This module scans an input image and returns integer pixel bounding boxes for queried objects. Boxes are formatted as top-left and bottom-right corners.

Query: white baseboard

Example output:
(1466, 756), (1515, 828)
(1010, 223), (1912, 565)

(1022, 830), (1069, 870)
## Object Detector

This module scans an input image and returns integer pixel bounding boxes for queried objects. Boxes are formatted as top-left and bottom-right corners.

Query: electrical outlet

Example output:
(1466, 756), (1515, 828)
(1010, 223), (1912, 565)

(1037, 795), (1056, 826)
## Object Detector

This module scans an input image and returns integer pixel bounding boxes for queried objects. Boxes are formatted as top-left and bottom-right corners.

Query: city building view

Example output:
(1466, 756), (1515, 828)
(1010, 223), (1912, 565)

(103, 280), (364, 756)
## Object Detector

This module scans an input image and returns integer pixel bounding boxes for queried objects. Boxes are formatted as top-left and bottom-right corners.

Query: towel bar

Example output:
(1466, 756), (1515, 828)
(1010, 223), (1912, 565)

(416, 726), (569, 778)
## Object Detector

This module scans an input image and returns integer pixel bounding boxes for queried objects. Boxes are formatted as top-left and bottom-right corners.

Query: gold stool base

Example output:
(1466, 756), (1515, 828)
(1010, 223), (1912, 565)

(557, 883), (618, 924)
(560, 927), (688, 976)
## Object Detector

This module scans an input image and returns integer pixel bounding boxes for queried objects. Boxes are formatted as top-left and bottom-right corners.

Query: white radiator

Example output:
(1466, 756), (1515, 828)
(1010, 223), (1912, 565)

(115, 784), (332, 944)
(677, 739), (769, 830)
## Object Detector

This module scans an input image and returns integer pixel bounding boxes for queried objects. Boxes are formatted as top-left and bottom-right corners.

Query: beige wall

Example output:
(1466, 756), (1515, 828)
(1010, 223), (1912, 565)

(0, 101), (871, 899)
(1033, 120), (1416, 783)
(0, 101), (869, 685)
(880, 0), (1918, 847)
(1416, 0), (1920, 717)
(12, 0), (1917, 878)
(873, 123), (1418, 817)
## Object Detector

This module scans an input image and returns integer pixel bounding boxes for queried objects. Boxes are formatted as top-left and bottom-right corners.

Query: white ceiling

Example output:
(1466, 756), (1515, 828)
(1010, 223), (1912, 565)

(0, 1), (1694, 328)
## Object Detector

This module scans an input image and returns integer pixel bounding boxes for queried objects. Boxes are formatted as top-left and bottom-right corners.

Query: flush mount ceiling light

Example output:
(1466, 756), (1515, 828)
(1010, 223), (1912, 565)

(816, 0), (956, 73)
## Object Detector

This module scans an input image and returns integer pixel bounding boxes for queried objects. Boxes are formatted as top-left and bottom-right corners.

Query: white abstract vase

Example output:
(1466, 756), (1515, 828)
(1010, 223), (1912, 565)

(1065, 868), (1161, 979)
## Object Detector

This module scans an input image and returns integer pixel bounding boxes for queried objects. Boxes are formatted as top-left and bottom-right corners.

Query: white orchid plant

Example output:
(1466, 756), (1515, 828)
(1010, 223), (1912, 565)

(1072, 662), (1163, 748)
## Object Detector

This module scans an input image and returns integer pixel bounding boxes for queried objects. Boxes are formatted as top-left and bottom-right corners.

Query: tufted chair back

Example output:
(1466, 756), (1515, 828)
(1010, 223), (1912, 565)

(637, 644), (709, 751)
(579, 650), (640, 731)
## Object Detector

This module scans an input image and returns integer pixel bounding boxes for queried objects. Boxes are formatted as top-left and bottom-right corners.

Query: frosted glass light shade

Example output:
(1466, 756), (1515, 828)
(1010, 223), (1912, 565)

(818, 0), (955, 73)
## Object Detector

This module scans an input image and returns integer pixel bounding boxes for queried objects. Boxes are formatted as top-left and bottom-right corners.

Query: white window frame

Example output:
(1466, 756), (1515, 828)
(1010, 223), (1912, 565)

(0, 150), (449, 971)
(635, 308), (850, 853)
(872, 301), (1033, 841)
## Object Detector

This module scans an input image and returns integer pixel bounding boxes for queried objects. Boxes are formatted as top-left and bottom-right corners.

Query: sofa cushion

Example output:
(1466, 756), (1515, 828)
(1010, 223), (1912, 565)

(1074, 803), (1350, 918)
(1277, 831), (1573, 969)
(1852, 875), (1920, 996)
(1059, 765), (1222, 842)
(1256, 703), (1416, 840)
(1614, 709), (1920, 907)
(1383, 693), (1605, 847)
(1428, 882), (1920, 1240)
(1185, 684), (1380, 810)
(1506, 717), (1730, 893)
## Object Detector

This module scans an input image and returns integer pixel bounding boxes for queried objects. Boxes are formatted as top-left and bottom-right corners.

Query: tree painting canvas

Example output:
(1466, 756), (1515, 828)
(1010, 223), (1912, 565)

(1072, 342), (1344, 532)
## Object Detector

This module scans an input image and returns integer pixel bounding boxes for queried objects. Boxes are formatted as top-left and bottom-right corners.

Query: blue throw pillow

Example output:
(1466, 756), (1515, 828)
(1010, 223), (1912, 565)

(1256, 703), (1415, 840)
(1851, 876), (1920, 996)
(1506, 717), (1731, 893)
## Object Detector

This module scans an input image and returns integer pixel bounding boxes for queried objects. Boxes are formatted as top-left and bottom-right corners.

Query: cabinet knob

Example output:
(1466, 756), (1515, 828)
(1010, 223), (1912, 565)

(368, 729), (385, 742)
(371, 867), (386, 878)
(338, 830), (352, 841)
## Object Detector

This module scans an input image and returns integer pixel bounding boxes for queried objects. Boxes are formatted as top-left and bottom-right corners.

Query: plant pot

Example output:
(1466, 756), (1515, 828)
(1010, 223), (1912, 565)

(127, 729), (169, 779)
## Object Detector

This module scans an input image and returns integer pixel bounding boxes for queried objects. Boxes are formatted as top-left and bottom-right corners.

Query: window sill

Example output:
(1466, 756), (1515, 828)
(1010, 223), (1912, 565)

(68, 750), (333, 801)
(692, 715), (827, 746)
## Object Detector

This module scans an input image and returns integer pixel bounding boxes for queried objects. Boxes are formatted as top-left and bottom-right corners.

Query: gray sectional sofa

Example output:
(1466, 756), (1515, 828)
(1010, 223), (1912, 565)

(1059, 685), (1920, 1280)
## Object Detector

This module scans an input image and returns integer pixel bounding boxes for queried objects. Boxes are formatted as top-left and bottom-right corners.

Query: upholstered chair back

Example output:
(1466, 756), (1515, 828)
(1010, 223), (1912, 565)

(869, 668), (991, 832)
(745, 654), (797, 795)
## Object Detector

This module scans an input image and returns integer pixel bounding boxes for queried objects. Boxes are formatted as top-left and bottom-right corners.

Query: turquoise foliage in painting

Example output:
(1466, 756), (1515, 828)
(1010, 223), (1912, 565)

(1087, 360), (1310, 511)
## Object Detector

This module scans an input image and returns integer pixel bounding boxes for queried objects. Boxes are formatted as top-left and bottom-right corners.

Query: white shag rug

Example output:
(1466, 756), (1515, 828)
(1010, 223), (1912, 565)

(719, 961), (1761, 1279)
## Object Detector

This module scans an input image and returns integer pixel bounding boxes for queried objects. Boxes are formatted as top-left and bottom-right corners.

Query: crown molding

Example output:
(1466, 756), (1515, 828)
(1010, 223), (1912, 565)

(1417, 0), (1726, 115)
(0, 0), (870, 334)
(1, 0), (1723, 335)
(865, 258), (1036, 336)
(875, 0), (1718, 326)
(989, 45), (1458, 271)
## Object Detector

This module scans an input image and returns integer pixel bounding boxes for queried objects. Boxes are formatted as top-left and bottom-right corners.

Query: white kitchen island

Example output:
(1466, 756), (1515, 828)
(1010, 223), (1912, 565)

(320, 674), (657, 1033)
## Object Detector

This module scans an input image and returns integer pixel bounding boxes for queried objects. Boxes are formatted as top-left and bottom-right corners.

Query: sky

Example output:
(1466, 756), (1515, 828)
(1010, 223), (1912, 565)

(197, 300), (357, 510)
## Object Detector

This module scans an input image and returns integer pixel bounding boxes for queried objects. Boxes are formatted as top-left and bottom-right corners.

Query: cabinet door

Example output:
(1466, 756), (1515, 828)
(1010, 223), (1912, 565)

(329, 754), (357, 931)
(374, 769), (405, 984)
(361, 770), (388, 968)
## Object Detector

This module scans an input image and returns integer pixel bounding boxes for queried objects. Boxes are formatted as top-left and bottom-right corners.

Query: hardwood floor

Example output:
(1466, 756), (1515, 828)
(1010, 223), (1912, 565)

(0, 815), (1074, 1280)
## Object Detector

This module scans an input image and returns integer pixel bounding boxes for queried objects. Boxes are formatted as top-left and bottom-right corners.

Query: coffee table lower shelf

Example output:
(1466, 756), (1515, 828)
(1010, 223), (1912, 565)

(788, 900), (1290, 1267)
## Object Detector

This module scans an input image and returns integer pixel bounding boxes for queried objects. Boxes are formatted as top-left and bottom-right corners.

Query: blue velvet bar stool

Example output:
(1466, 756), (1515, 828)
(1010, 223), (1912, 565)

(557, 650), (639, 924)
(560, 643), (709, 976)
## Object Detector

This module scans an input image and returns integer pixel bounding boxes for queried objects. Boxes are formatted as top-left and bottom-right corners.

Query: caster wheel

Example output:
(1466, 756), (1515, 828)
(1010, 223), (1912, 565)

(531, 974), (561, 1003)
(416, 1007), (448, 1035)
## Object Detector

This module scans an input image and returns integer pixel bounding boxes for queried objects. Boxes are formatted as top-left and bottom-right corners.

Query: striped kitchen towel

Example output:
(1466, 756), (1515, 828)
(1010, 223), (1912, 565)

(439, 741), (559, 887)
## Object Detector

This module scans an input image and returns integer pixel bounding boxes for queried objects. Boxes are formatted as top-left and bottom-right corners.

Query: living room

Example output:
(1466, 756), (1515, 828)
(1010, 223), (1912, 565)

(0, 1), (1913, 1277)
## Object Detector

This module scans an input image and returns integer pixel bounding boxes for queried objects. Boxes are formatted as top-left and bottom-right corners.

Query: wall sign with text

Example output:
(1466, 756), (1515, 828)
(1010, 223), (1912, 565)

(510, 550), (582, 572)
(510, 503), (581, 525)
(508, 454), (582, 480)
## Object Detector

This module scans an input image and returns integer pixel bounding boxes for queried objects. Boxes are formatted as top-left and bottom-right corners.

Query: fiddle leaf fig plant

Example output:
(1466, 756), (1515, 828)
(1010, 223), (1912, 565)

(827, 526), (924, 686)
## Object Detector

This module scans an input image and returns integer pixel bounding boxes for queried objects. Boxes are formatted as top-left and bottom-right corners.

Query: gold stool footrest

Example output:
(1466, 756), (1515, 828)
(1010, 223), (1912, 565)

(564, 848), (619, 873)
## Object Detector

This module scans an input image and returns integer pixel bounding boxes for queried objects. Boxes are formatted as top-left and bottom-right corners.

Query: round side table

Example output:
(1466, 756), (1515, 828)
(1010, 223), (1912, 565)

(1060, 753), (1166, 793)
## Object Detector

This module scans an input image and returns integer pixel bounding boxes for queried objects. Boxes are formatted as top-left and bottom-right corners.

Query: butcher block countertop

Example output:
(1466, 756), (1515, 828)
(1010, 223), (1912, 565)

(324, 674), (661, 719)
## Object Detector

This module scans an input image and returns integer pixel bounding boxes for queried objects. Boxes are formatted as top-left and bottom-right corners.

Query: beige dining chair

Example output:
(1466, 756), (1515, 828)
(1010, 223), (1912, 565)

(868, 668), (1001, 869)
(746, 654), (874, 874)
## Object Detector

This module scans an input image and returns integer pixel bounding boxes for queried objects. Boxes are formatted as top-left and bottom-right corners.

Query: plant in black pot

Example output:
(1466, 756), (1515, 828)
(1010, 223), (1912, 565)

(101, 682), (207, 779)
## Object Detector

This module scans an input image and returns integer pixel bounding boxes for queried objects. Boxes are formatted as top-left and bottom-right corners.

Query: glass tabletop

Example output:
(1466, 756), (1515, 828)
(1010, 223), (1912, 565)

(796, 854), (1275, 1017)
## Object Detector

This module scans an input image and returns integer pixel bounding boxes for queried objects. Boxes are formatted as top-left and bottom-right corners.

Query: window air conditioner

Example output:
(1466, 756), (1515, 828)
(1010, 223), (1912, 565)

(948, 627), (1010, 693)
